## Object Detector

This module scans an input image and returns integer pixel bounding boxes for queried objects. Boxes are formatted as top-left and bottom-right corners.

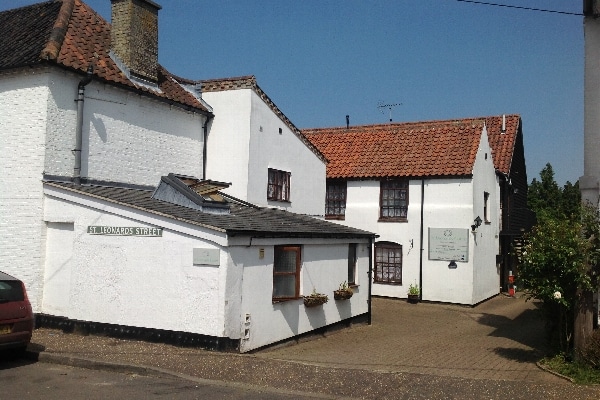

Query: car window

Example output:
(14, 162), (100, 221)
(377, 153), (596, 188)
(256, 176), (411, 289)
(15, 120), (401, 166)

(0, 280), (25, 303)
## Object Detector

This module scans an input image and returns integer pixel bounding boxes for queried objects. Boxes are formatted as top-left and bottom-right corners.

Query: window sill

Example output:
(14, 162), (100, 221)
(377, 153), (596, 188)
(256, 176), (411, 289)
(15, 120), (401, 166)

(373, 281), (403, 286)
(272, 298), (299, 304)
(325, 216), (345, 221)
(267, 199), (292, 204)
(377, 218), (408, 223)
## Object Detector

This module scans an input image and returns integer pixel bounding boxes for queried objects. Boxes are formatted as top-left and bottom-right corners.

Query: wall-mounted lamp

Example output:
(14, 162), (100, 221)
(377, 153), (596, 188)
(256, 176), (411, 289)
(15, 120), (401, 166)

(471, 216), (482, 232)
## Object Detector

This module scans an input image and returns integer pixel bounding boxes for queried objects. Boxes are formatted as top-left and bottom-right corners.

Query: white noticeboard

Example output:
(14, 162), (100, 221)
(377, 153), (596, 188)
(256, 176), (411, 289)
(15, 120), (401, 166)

(428, 228), (469, 262)
(193, 248), (220, 266)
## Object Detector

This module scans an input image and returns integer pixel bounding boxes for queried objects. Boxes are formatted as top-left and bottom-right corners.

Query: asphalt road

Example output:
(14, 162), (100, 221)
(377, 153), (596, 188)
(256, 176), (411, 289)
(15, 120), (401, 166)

(0, 357), (329, 400)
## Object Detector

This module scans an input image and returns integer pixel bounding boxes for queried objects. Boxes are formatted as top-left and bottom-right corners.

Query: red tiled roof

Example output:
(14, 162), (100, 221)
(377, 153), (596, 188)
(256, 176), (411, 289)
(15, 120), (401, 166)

(485, 114), (521, 175)
(0, 0), (209, 114)
(302, 115), (520, 179)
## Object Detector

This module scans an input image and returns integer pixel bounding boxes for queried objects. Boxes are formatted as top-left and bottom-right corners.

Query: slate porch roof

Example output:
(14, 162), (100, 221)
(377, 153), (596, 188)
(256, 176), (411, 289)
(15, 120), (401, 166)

(44, 180), (375, 239)
(0, 0), (210, 114)
(302, 115), (520, 179)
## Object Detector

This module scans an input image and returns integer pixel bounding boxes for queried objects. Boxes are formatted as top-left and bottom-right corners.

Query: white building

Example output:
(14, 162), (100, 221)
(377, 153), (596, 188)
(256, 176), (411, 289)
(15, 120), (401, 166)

(581, 0), (600, 331)
(581, 0), (600, 207)
(187, 76), (327, 217)
(1, 0), (212, 309)
(304, 116), (531, 305)
(41, 175), (373, 352)
(0, 0), (375, 351)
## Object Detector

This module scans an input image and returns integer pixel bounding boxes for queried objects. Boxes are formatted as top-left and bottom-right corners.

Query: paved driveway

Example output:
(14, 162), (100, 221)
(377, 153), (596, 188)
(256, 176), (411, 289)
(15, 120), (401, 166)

(257, 294), (565, 383)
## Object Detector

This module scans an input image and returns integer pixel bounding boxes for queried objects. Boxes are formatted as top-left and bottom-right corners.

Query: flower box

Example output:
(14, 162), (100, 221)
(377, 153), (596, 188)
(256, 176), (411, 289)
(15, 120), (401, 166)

(334, 288), (354, 300)
(303, 293), (328, 307)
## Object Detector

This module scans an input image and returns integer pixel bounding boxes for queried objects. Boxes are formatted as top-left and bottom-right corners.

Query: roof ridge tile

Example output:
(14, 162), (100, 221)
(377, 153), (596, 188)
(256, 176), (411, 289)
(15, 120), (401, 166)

(40, 0), (75, 61)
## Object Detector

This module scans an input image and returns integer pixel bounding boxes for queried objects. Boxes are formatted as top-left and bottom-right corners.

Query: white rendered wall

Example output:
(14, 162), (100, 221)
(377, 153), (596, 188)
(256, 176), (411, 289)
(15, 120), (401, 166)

(247, 90), (326, 216)
(343, 180), (421, 298)
(333, 171), (498, 304)
(42, 188), (228, 337)
(420, 179), (476, 304)
(45, 69), (206, 185)
(469, 127), (501, 304)
(0, 69), (51, 309)
(231, 239), (371, 352)
(202, 89), (252, 198)
(203, 89), (326, 216)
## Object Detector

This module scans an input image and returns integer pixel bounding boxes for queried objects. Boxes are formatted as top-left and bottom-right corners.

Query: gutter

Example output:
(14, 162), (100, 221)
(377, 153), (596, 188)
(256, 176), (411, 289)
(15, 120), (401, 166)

(202, 115), (213, 180)
(368, 235), (374, 325)
(419, 179), (425, 301)
(74, 64), (94, 185)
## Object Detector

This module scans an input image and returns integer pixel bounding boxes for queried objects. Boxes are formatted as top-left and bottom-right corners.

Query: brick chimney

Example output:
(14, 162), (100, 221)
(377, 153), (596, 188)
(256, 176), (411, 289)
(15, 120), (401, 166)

(110, 0), (161, 82)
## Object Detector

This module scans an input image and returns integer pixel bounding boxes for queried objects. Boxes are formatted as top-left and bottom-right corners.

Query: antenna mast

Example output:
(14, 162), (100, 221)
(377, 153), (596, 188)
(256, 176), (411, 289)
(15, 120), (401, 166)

(377, 101), (402, 122)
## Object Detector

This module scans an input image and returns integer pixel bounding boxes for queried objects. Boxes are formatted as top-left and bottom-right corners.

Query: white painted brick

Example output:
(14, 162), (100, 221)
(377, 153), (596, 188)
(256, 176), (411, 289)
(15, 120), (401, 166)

(1, 68), (207, 310)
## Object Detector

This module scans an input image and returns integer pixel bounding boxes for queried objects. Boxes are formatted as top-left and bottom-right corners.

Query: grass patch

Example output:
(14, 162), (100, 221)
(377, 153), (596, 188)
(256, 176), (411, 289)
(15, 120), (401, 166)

(539, 354), (600, 384)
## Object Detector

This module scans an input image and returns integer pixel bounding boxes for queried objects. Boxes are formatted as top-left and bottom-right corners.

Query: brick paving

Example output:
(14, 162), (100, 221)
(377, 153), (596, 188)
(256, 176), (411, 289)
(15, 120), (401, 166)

(257, 294), (566, 383)
(23, 294), (600, 398)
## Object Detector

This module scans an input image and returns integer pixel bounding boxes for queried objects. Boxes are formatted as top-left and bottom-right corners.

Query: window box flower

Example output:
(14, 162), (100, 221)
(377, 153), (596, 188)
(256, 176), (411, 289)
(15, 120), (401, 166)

(303, 290), (329, 307)
(333, 281), (354, 300)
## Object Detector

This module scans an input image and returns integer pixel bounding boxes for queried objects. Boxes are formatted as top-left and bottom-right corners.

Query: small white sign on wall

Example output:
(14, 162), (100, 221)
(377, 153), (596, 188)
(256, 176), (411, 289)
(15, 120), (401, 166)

(193, 248), (220, 266)
(428, 228), (469, 262)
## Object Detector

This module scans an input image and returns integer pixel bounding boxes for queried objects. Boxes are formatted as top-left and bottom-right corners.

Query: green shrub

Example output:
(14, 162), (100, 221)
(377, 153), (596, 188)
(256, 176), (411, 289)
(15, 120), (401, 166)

(579, 328), (600, 370)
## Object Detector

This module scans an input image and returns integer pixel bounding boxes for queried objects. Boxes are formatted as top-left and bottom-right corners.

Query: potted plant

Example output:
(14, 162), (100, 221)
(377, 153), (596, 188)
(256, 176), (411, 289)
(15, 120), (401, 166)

(407, 282), (420, 304)
(303, 289), (329, 307)
(333, 281), (354, 300)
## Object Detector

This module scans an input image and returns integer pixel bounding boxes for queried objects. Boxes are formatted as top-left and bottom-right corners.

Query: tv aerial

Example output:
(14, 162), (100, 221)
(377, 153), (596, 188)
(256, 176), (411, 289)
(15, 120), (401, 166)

(377, 101), (402, 122)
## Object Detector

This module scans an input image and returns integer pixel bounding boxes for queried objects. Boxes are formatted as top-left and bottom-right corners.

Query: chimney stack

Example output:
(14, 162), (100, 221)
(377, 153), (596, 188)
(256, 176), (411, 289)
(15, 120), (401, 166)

(111, 0), (161, 82)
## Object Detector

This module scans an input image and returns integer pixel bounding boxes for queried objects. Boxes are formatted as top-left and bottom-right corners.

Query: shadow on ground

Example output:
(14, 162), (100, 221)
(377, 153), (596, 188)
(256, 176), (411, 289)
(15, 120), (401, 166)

(476, 303), (551, 362)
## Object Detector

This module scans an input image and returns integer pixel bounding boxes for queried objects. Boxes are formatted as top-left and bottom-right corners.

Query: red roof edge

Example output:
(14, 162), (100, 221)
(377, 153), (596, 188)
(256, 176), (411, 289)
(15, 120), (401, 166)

(40, 0), (75, 61)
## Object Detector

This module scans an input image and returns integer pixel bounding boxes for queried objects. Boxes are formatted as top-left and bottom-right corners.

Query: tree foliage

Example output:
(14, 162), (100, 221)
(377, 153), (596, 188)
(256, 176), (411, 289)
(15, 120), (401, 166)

(528, 163), (581, 220)
(518, 164), (598, 354)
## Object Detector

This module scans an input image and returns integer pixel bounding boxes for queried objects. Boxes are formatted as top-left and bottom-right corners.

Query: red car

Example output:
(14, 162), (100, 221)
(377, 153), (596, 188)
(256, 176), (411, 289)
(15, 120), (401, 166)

(0, 271), (34, 354)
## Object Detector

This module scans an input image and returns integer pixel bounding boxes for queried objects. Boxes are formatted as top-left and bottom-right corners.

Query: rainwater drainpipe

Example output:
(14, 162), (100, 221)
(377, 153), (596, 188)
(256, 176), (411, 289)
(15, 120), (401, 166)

(419, 179), (425, 301)
(74, 64), (94, 185)
(202, 114), (213, 180)
(367, 235), (374, 325)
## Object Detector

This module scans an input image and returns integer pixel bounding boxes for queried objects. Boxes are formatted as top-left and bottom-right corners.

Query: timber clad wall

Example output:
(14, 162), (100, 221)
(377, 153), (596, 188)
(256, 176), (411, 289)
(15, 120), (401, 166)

(503, 125), (533, 236)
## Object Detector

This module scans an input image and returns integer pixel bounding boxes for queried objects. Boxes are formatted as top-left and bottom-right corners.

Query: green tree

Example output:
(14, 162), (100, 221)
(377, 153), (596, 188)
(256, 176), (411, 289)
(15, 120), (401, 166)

(519, 216), (593, 353)
(562, 181), (582, 220)
(520, 164), (598, 358)
(528, 163), (562, 219)
(528, 163), (581, 221)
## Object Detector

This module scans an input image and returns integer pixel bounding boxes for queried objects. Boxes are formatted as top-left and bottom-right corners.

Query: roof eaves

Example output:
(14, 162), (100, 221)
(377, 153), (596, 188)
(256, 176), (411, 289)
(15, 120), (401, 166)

(251, 81), (328, 164)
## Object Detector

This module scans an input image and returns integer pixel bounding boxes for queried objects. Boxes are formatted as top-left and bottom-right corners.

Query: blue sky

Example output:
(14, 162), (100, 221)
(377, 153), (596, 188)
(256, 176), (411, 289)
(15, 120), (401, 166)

(6, 0), (585, 184)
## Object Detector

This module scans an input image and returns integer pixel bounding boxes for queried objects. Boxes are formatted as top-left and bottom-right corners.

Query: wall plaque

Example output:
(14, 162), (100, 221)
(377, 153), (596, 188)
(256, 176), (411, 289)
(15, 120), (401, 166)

(428, 228), (469, 262)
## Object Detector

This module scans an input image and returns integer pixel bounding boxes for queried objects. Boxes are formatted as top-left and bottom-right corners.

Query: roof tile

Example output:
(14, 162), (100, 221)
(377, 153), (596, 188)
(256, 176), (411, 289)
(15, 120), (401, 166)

(0, 0), (209, 113)
(303, 115), (520, 179)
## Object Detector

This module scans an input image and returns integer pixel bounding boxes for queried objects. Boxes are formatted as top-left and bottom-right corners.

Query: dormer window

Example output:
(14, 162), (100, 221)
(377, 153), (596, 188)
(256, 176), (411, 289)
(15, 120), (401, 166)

(152, 174), (231, 214)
